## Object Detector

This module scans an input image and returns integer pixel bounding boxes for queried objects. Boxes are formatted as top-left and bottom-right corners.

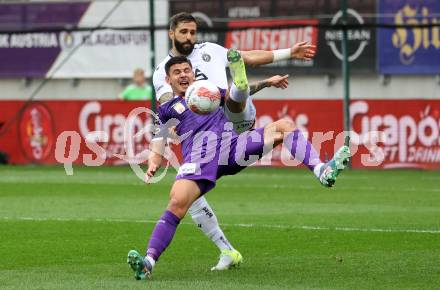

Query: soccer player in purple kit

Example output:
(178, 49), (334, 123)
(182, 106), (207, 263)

(127, 52), (350, 280)
(152, 12), (314, 271)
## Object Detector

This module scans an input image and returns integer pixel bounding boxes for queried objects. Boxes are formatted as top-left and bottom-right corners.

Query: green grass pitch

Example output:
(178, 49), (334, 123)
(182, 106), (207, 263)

(0, 165), (439, 289)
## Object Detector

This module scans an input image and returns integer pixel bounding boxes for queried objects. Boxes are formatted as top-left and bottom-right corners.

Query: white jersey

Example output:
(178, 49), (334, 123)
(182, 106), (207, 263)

(153, 42), (256, 133)
(153, 42), (229, 99)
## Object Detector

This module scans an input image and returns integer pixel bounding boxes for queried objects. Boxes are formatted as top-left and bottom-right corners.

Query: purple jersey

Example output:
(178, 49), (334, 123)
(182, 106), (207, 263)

(156, 91), (235, 163)
(155, 92), (265, 195)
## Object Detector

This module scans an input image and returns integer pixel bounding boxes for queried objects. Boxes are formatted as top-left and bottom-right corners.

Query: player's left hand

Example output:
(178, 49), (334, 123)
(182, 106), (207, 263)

(145, 163), (160, 183)
(291, 41), (316, 60)
(267, 74), (289, 89)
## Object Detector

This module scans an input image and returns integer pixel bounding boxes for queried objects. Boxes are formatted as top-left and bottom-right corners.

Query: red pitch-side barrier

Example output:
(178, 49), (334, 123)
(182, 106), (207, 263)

(0, 99), (439, 169)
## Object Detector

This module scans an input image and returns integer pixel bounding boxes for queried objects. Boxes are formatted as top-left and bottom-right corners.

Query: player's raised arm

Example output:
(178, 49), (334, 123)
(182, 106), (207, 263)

(249, 74), (289, 95)
(224, 74), (289, 111)
(240, 41), (316, 66)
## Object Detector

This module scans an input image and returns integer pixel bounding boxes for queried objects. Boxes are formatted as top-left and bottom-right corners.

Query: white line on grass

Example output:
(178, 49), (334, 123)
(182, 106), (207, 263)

(2, 216), (440, 234)
(219, 183), (440, 193)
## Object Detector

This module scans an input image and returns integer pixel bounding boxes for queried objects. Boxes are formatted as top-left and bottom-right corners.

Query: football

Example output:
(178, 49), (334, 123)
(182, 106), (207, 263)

(185, 80), (221, 114)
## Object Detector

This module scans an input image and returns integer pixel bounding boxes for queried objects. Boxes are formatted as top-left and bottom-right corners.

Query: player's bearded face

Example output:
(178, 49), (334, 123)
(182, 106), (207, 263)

(172, 22), (197, 55)
(174, 38), (195, 55)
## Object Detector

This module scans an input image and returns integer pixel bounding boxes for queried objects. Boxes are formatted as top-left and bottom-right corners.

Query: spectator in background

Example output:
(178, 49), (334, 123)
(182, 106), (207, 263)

(120, 68), (153, 100)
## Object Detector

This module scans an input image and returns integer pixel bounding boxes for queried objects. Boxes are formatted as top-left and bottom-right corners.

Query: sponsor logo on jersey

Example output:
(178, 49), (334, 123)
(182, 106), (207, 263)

(202, 52), (211, 62)
(178, 163), (197, 175)
(172, 102), (186, 114)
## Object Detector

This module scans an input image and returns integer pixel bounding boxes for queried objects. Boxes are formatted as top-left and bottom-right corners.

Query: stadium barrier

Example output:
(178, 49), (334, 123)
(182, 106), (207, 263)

(0, 99), (439, 169)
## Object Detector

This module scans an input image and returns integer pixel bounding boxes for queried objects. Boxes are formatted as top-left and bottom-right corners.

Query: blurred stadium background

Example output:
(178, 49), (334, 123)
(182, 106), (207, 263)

(0, 0), (439, 289)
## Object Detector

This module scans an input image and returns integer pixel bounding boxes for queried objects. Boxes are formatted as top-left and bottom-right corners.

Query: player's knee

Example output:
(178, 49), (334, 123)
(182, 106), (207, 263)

(278, 118), (296, 132)
(267, 118), (295, 132)
(271, 119), (296, 144)
(167, 195), (189, 218)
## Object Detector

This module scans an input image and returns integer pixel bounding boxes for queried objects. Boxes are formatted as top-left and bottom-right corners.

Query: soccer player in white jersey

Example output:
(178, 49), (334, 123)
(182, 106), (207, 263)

(151, 12), (316, 271)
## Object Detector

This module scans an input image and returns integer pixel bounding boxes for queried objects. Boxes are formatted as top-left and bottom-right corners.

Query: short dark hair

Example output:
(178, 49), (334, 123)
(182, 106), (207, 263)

(165, 56), (193, 76)
(169, 12), (197, 30)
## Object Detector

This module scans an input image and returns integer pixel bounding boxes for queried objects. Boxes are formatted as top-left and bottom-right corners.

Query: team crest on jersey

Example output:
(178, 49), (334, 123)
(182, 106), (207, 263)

(172, 102), (186, 114)
(202, 52), (211, 62)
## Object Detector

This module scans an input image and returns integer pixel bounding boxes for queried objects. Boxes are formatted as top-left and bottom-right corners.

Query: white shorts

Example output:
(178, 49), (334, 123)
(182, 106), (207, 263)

(224, 97), (256, 133)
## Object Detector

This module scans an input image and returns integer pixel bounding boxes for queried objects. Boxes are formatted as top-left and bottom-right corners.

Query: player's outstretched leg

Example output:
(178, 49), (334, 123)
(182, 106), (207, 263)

(318, 145), (351, 187)
(127, 209), (180, 280)
(227, 48), (248, 91)
(127, 250), (153, 280)
(211, 249), (243, 271)
(272, 120), (351, 187)
(127, 180), (200, 280)
(225, 49), (256, 133)
(188, 196), (243, 270)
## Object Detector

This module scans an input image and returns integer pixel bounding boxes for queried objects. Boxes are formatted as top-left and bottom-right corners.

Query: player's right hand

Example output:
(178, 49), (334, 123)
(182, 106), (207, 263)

(291, 41), (316, 61)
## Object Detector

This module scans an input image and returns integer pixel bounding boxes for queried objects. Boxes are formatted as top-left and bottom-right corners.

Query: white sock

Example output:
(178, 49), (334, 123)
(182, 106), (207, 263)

(313, 162), (325, 178)
(188, 196), (235, 252)
(144, 255), (156, 268)
(229, 82), (250, 103)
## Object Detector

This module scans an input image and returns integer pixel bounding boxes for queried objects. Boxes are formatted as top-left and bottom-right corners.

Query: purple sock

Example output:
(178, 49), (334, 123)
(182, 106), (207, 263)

(146, 210), (181, 261)
(284, 129), (322, 171)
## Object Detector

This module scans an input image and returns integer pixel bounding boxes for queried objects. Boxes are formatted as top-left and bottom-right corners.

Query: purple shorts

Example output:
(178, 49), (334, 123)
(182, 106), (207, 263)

(176, 127), (265, 195)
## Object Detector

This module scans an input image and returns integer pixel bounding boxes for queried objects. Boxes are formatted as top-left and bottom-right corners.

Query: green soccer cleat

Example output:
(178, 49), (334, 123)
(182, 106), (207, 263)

(211, 249), (243, 271)
(127, 250), (152, 280)
(227, 49), (248, 91)
(319, 145), (351, 187)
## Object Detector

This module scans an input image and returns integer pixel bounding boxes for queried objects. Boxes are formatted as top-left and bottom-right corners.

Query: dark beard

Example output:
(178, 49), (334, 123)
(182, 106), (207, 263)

(174, 39), (195, 55)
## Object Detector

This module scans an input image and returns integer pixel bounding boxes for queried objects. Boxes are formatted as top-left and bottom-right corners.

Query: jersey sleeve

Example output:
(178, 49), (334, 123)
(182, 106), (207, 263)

(152, 65), (173, 102)
(152, 102), (181, 142)
(152, 105), (170, 141)
(207, 42), (229, 68)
